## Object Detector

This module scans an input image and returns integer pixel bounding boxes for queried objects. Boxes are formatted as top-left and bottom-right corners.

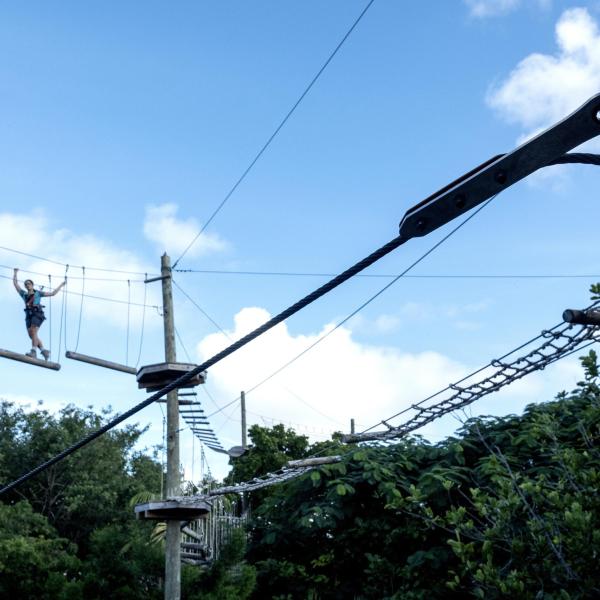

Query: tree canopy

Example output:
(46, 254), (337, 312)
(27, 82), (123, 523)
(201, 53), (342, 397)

(1, 349), (600, 598)
(246, 351), (600, 599)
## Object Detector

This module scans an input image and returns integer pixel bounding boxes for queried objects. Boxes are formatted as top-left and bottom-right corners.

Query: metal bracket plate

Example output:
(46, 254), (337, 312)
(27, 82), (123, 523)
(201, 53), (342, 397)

(399, 93), (600, 241)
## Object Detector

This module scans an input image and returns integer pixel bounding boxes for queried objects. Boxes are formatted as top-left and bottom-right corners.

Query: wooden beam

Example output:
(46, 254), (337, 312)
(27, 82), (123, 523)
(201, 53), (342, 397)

(65, 351), (136, 374)
(0, 348), (61, 371)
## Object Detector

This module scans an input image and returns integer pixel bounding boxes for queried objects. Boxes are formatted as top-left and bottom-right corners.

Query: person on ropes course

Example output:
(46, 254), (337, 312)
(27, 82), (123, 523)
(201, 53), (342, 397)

(13, 268), (65, 361)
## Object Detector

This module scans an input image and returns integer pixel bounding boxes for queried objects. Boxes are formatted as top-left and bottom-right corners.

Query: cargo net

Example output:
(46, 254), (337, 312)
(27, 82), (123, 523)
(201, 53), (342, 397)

(343, 303), (600, 444)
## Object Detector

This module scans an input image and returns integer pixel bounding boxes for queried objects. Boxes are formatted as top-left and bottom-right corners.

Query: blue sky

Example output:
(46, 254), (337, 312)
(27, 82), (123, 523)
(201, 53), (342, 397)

(2, 0), (600, 481)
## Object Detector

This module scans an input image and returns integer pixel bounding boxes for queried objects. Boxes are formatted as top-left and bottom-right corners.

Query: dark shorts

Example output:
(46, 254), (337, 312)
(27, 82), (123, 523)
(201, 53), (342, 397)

(25, 310), (46, 329)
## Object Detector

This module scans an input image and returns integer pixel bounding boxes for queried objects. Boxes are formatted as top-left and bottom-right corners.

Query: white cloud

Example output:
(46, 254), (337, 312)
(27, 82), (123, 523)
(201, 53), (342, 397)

(196, 306), (471, 443)
(350, 300), (490, 336)
(0, 209), (159, 329)
(465, 0), (521, 18)
(487, 8), (600, 139)
(465, 0), (551, 19)
(185, 306), (590, 479)
(143, 203), (228, 258)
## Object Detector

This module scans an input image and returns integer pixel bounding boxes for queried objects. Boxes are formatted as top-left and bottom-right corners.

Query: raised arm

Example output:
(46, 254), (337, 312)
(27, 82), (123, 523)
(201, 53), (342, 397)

(45, 280), (66, 297)
(12, 268), (23, 294)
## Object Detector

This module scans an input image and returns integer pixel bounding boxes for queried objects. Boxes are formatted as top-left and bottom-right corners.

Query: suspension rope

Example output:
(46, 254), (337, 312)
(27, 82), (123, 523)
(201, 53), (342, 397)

(48, 274), (53, 354)
(63, 266), (69, 351)
(135, 276), (148, 368)
(74, 267), (85, 352)
(125, 280), (131, 365)
(58, 266), (68, 359)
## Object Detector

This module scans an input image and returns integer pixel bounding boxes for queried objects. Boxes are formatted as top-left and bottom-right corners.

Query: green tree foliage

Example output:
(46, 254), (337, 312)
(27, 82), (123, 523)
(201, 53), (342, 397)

(0, 500), (82, 599)
(182, 528), (256, 599)
(224, 423), (312, 510)
(247, 352), (600, 599)
(0, 401), (164, 598)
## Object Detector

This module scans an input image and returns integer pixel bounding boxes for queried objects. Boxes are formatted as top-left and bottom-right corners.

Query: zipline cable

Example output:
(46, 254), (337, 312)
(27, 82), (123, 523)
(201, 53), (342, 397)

(0, 230), (406, 496)
(172, 0), (378, 268)
(5, 151), (599, 495)
(0, 193), (485, 495)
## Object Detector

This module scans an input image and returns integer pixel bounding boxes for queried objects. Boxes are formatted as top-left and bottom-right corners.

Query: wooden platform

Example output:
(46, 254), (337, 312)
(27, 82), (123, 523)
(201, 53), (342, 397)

(136, 362), (206, 391)
(134, 498), (211, 521)
(65, 351), (136, 374)
(0, 348), (61, 371)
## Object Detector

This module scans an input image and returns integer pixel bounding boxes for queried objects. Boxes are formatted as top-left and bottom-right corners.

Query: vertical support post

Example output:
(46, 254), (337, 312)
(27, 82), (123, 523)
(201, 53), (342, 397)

(350, 418), (355, 435)
(161, 253), (180, 600)
(240, 390), (247, 449)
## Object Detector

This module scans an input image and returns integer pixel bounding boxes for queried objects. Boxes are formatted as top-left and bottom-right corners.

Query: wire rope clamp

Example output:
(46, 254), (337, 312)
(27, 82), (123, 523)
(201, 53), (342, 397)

(562, 308), (600, 326)
(136, 362), (207, 392)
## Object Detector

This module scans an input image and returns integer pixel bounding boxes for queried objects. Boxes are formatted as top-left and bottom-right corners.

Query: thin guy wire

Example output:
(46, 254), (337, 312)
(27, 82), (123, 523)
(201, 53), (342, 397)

(244, 196), (497, 398)
(63, 266), (69, 355)
(0, 245), (157, 277)
(0, 263), (147, 283)
(174, 325), (193, 363)
(173, 279), (232, 339)
(174, 269), (600, 279)
(172, 0), (377, 268)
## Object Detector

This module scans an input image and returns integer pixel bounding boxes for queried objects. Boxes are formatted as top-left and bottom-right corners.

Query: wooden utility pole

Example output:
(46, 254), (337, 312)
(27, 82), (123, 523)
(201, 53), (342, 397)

(240, 390), (247, 449)
(161, 253), (181, 600)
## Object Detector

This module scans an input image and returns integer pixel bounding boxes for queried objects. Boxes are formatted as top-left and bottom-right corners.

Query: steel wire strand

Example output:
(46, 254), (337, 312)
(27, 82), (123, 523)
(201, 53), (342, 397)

(172, 0), (377, 268)
(0, 246), (157, 277)
(5, 153), (599, 496)
(0, 234), (405, 496)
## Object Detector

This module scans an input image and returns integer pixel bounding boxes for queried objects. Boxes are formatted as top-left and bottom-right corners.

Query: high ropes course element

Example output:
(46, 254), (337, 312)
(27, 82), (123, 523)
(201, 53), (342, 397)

(3, 93), (600, 497)
(0, 269), (68, 371)
(343, 303), (600, 444)
(193, 305), (600, 498)
(64, 269), (144, 375)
